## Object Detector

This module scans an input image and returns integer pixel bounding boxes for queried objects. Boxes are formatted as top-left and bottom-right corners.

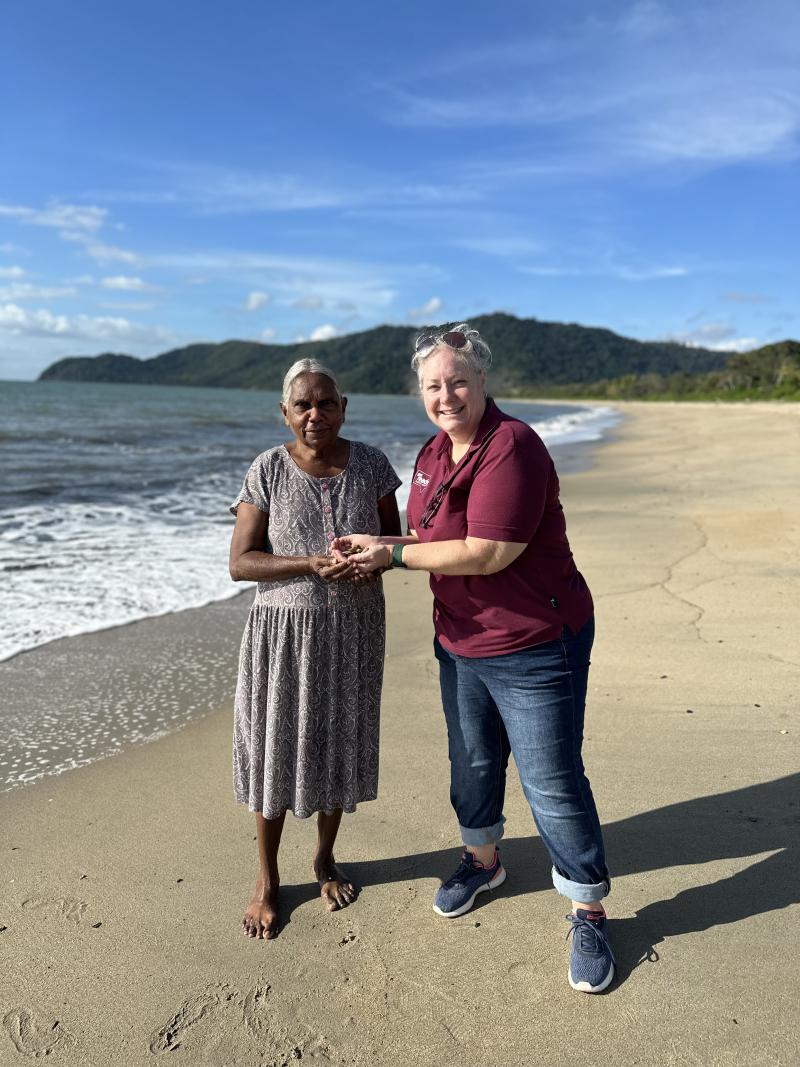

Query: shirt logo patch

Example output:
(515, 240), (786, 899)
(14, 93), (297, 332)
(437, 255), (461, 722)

(414, 470), (431, 491)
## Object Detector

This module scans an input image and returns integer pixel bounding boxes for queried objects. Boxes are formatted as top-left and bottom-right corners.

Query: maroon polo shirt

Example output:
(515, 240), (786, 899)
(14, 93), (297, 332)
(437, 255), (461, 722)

(405, 399), (593, 658)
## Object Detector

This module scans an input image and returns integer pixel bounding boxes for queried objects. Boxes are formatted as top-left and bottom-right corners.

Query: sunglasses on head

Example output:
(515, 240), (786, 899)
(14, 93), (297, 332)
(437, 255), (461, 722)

(414, 329), (468, 353)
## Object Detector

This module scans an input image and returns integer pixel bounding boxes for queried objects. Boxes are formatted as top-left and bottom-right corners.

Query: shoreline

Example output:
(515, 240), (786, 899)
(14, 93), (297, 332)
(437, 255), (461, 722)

(1, 400), (797, 1064)
(0, 392), (612, 669)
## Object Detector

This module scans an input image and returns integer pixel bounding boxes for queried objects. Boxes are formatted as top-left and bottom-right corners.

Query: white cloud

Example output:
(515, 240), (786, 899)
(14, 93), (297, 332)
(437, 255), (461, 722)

(456, 237), (543, 257)
(716, 337), (762, 353)
(722, 291), (771, 303)
(152, 250), (397, 315)
(518, 265), (578, 278)
(620, 1), (674, 40)
(665, 322), (760, 352)
(408, 297), (443, 319)
(0, 265), (26, 279)
(616, 265), (688, 281)
(291, 294), (324, 310)
(378, 9), (800, 169)
(244, 290), (271, 312)
(98, 301), (155, 312)
(0, 302), (174, 345)
(260, 327), (276, 341)
(84, 242), (139, 265)
(0, 201), (106, 233)
(309, 324), (339, 342)
(100, 275), (158, 292)
(519, 263), (688, 281)
(183, 168), (347, 213)
(0, 283), (78, 301)
(100, 161), (481, 216)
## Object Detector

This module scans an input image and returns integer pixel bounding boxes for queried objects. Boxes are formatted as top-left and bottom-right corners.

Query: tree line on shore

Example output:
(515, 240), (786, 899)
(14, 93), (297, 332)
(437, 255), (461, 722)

(533, 341), (800, 401)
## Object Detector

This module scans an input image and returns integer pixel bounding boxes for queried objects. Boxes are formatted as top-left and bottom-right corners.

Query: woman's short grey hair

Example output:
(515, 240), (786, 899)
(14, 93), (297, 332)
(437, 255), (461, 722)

(410, 323), (492, 385)
(281, 358), (342, 405)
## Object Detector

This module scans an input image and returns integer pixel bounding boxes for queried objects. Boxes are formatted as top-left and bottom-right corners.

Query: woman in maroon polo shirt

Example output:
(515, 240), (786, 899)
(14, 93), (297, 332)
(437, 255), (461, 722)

(333, 324), (615, 993)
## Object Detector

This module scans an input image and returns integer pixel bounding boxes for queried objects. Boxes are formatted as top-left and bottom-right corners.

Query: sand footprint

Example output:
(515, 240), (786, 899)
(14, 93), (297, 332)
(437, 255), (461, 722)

(242, 988), (335, 1063)
(241, 984), (271, 1035)
(150, 984), (333, 1062)
(20, 898), (88, 924)
(2, 1009), (75, 1059)
(149, 984), (230, 1054)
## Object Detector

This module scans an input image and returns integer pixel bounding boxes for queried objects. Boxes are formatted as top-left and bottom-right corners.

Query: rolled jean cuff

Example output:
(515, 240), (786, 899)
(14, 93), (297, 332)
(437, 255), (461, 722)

(459, 818), (505, 848)
(551, 867), (610, 904)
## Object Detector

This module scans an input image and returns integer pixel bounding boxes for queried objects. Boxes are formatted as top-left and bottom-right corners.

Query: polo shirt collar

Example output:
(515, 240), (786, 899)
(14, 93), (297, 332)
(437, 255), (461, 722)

(434, 397), (502, 457)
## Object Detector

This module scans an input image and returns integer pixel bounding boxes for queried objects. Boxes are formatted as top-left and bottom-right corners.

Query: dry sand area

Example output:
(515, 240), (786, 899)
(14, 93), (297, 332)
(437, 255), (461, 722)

(1, 402), (798, 1066)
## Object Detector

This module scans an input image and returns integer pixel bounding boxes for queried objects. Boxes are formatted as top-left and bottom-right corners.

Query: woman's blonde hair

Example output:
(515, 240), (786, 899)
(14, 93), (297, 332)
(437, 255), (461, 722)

(411, 323), (492, 385)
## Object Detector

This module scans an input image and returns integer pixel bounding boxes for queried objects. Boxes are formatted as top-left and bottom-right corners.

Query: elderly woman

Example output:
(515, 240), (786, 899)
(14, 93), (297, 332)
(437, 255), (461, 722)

(229, 358), (401, 939)
(334, 324), (613, 993)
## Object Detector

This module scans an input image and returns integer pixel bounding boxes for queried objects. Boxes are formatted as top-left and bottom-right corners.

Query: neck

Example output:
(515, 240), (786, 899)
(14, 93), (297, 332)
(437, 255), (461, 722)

(295, 443), (332, 463)
(289, 436), (346, 469)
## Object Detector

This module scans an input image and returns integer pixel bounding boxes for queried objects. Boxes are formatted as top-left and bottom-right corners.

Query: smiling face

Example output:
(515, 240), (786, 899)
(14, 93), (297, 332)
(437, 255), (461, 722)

(281, 372), (346, 449)
(420, 347), (486, 443)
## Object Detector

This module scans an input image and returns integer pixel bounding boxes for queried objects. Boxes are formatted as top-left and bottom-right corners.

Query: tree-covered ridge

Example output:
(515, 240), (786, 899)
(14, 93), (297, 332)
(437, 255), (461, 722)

(38, 312), (733, 394)
(565, 341), (800, 400)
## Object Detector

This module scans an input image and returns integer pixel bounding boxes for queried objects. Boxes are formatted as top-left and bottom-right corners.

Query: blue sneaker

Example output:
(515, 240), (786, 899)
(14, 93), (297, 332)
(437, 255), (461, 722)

(566, 909), (616, 993)
(433, 850), (506, 918)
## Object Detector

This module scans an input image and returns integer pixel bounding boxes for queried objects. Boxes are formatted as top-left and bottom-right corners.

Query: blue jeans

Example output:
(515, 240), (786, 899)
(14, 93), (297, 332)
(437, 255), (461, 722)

(434, 617), (610, 904)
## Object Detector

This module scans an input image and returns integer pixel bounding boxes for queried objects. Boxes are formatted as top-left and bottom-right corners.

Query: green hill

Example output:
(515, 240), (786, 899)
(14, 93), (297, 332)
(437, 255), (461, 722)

(38, 312), (733, 395)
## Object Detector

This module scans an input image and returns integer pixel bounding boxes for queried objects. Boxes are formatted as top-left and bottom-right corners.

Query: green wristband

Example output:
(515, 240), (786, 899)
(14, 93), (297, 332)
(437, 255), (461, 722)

(391, 543), (407, 569)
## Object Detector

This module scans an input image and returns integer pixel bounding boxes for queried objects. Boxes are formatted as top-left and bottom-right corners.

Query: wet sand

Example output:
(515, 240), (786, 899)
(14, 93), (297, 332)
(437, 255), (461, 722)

(1, 401), (798, 1065)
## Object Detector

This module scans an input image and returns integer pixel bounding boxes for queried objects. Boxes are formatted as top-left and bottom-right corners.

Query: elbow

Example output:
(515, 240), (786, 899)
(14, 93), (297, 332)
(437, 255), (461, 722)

(468, 551), (501, 576)
(477, 551), (517, 576)
(229, 560), (243, 582)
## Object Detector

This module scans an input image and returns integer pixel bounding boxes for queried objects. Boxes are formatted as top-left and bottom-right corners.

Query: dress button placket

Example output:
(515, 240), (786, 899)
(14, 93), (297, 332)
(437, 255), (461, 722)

(320, 481), (337, 601)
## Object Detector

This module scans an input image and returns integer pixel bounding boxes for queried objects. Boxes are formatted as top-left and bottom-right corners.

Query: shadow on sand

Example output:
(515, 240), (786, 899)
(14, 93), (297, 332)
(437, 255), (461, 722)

(273, 773), (799, 985)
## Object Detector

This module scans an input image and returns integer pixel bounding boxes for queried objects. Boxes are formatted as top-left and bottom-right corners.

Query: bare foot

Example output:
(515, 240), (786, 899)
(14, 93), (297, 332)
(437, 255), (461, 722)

(242, 879), (279, 939)
(314, 857), (356, 912)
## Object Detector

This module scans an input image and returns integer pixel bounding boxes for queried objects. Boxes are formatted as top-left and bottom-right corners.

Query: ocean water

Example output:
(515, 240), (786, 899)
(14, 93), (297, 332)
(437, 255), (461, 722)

(0, 380), (620, 664)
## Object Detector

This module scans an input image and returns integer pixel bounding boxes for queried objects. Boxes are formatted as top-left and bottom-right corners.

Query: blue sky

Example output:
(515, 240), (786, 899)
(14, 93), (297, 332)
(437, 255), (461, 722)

(1, 0), (798, 379)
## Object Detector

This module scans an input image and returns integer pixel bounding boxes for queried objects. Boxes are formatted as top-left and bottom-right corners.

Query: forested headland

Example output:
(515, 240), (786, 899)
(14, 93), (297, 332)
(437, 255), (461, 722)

(38, 312), (800, 400)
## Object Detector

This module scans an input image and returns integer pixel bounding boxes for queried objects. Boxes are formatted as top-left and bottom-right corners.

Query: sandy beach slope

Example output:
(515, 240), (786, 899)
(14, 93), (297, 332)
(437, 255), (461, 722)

(1, 402), (798, 1066)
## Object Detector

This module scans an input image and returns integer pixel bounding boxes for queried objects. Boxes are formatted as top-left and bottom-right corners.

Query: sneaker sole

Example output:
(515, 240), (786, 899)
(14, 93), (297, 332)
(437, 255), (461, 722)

(432, 866), (507, 918)
(568, 961), (615, 994)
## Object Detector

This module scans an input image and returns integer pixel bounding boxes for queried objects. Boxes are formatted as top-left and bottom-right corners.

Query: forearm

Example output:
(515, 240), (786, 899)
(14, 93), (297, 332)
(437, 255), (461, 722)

(230, 551), (317, 583)
(401, 539), (484, 575)
(401, 537), (520, 576)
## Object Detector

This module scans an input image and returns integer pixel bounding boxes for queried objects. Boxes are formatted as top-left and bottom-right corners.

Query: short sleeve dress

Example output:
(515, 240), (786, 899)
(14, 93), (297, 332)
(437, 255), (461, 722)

(230, 440), (401, 819)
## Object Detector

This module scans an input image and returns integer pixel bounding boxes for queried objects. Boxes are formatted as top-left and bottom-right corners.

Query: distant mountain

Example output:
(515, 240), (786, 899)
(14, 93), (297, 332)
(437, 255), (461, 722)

(39, 312), (733, 394)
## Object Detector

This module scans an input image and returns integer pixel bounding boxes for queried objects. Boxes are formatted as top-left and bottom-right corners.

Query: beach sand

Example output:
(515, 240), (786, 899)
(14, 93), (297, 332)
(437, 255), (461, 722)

(1, 402), (798, 1066)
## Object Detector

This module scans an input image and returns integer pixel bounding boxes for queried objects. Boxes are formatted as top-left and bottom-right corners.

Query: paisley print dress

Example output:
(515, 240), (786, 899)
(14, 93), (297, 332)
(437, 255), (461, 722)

(230, 441), (401, 819)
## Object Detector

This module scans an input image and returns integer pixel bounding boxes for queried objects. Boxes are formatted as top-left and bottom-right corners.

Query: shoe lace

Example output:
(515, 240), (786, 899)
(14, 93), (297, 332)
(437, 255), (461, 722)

(442, 853), (479, 889)
(443, 850), (496, 889)
(565, 914), (616, 965)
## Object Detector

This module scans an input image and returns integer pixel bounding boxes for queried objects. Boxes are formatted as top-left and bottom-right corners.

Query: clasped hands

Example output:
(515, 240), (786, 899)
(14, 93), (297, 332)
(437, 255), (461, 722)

(310, 535), (388, 583)
(309, 533), (388, 584)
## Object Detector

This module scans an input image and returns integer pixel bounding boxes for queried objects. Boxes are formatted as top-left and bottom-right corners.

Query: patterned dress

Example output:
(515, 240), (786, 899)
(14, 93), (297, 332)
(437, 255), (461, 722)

(230, 440), (401, 819)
